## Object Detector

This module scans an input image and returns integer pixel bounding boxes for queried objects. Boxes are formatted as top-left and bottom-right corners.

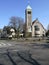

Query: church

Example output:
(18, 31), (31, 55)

(25, 5), (46, 37)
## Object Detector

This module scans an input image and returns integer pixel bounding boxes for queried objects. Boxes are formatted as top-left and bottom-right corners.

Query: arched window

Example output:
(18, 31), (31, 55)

(28, 11), (31, 14)
(34, 25), (40, 31)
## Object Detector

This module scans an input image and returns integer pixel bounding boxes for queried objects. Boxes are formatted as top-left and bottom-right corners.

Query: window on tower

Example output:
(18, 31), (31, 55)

(28, 11), (31, 14)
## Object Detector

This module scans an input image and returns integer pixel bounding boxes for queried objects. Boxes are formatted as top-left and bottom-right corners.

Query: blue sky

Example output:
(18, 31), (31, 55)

(0, 0), (49, 29)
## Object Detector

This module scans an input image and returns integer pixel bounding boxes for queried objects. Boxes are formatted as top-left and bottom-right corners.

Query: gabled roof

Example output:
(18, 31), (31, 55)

(32, 19), (46, 31)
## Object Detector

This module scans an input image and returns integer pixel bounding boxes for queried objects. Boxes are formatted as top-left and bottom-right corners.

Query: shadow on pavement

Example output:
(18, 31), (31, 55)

(30, 43), (49, 49)
(17, 52), (41, 65)
(6, 50), (17, 65)
(0, 64), (4, 65)
(6, 49), (41, 65)
(41, 44), (49, 48)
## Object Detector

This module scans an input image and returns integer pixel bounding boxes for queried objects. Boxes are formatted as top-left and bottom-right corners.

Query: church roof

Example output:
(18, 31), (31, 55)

(32, 19), (46, 31)
(26, 5), (32, 10)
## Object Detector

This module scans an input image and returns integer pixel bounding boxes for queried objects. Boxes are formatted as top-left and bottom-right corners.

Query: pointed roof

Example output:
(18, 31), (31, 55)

(26, 5), (32, 10)
(32, 19), (46, 31)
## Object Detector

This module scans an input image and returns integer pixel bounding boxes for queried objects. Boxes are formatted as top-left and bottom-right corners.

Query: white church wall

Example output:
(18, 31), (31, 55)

(32, 21), (46, 37)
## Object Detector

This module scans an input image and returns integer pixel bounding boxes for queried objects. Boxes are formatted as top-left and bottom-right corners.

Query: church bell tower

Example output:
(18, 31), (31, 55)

(25, 5), (32, 37)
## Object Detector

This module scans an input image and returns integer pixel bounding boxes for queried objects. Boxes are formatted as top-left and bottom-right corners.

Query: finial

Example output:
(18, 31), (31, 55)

(26, 0), (32, 9)
(28, 0), (30, 5)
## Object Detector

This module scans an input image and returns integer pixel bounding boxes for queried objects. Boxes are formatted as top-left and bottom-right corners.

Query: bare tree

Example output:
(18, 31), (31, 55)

(9, 16), (24, 37)
(0, 29), (2, 33)
(3, 26), (11, 34)
(9, 16), (17, 29)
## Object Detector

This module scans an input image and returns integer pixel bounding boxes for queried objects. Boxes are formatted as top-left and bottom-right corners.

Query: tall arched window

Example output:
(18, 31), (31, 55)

(34, 25), (40, 31)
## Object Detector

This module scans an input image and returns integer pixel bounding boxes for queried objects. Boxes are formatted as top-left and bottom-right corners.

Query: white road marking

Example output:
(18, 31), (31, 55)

(1, 42), (6, 46)
(7, 43), (12, 46)
(0, 42), (12, 47)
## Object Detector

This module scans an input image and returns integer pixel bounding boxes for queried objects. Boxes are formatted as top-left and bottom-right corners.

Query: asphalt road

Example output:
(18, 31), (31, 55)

(0, 40), (49, 65)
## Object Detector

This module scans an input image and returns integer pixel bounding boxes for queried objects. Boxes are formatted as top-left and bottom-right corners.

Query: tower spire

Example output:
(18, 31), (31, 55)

(28, 0), (30, 5)
(26, 0), (32, 10)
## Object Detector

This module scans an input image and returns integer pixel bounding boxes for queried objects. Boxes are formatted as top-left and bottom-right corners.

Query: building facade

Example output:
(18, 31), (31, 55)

(25, 5), (46, 37)
(25, 5), (32, 37)
(32, 19), (46, 37)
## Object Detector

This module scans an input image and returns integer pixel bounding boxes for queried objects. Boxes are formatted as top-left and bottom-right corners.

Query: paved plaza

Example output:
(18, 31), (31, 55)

(0, 40), (49, 65)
